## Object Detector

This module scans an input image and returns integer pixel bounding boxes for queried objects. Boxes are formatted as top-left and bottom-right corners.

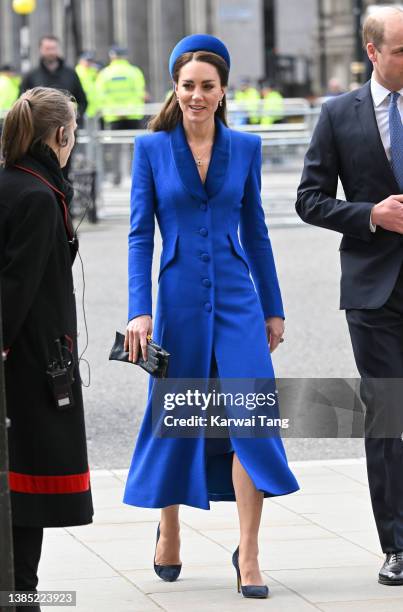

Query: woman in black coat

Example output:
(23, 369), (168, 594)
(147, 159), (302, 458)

(0, 87), (93, 610)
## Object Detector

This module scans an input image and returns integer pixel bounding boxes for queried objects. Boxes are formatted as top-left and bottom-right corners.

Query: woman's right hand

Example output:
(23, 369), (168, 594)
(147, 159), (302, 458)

(125, 315), (153, 363)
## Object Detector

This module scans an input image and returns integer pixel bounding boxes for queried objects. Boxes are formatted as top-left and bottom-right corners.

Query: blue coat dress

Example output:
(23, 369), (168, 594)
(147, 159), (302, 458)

(123, 117), (299, 509)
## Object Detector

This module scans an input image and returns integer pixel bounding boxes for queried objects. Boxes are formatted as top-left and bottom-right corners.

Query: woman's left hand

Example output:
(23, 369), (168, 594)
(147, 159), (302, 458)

(265, 317), (285, 353)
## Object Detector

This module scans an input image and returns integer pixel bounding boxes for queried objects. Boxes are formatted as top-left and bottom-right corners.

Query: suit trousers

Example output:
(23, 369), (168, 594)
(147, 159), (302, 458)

(346, 266), (403, 553)
(12, 525), (43, 612)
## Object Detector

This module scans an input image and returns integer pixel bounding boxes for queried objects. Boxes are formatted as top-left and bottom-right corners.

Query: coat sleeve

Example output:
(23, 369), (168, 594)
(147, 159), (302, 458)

(128, 137), (155, 321)
(71, 69), (88, 118)
(239, 138), (284, 319)
(1, 190), (57, 349)
(19, 72), (33, 95)
(295, 103), (374, 242)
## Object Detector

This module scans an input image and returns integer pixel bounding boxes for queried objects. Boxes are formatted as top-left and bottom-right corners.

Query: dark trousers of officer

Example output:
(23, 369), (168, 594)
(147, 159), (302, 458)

(109, 118), (142, 185)
(346, 266), (403, 553)
(12, 525), (43, 612)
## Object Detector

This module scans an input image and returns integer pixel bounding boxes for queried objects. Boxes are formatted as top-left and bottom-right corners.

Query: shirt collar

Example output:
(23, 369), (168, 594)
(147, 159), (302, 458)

(371, 73), (403, 106)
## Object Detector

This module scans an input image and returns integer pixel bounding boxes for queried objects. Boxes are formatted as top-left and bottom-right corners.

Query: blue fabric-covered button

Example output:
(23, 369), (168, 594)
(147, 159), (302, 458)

(199, 227), (208, 237)
(202, 278), (211, 287)
(200, 203), (207, 211)
(201, 253), (210, 262)
(204, 302), (212, 312)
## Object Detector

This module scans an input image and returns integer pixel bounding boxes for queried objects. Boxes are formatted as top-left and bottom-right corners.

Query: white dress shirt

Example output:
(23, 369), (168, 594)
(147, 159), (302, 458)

(371, 74), (403, 162)
(369, 75), (403, 231)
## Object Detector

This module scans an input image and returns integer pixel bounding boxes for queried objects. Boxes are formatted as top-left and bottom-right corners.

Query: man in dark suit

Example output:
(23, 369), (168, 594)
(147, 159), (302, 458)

(20, 35), (87, 122)
(296, 6), (403, 585)
(20, 35), (87, 183)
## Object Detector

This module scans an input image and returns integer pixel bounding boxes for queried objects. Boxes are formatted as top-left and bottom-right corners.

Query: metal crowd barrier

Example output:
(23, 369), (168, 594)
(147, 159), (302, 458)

(1, 100), (322, 222)
(76, 100), (321, 220)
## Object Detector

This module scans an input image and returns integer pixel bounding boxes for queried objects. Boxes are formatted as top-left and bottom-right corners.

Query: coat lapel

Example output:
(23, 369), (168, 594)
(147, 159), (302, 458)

(354, 81), (399, 191)
(170, 117), (231, 200)
(170, 120), (206, 200)
(204, 117), (231, 198)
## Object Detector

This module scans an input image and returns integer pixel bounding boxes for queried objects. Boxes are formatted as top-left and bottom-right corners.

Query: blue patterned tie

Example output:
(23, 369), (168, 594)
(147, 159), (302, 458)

(389, 91), (403, 191)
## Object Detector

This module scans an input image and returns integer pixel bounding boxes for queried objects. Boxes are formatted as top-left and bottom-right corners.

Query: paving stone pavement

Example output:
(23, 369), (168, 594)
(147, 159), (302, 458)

(36, 459), (403, 612)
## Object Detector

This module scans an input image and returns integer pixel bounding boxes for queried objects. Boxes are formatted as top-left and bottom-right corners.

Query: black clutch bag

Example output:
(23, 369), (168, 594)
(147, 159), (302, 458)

(109, 331), (170, 378)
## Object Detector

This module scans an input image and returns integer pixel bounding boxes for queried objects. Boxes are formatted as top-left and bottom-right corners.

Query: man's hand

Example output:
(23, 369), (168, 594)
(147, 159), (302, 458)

(124, 315), (153, 363)
(371, 195), (403, 233)
(265, 317), (285, 353)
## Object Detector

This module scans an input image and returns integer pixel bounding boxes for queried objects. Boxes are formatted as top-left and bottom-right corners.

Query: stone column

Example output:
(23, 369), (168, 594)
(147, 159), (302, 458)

(215, 0), (264, 87)
(0, 0), (14, 64)
(113, 0), (128, 47)
(81, 0), (96, 53)
(147, 0), (164, 100)
(186, 0), (208, 33)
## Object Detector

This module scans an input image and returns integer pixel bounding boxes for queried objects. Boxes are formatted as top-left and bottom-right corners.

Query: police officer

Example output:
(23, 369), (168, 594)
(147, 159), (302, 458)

(96, 46), (146, 128)
(75, 51), (99, 121)
(260, 81), (284, 126)
(96, 46), (147, 184)
(234, 77), (261, 125)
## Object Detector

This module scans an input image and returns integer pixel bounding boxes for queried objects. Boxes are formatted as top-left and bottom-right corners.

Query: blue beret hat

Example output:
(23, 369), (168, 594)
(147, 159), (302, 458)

(168, 34), (230, 78)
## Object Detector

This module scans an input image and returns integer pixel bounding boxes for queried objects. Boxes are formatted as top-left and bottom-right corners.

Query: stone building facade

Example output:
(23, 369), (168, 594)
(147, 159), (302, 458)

(0, 0), (401, 99)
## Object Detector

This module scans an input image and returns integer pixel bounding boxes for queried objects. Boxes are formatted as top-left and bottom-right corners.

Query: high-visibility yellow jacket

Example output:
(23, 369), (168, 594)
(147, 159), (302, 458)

(95, 59), (146, 123)
(0, 75), (19, 114)
(11, 74), (21, 92)
(75, 64), (98, 118)
(234, 87), (261, 124)
(261, 90), (284, 125)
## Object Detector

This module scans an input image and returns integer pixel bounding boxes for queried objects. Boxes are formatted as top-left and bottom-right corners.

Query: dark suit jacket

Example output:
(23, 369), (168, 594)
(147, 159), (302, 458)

(296, 81), (403, 310)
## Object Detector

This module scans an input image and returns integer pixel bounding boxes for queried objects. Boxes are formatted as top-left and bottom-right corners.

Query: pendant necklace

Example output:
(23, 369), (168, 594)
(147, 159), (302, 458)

(190, 142), (213, 167)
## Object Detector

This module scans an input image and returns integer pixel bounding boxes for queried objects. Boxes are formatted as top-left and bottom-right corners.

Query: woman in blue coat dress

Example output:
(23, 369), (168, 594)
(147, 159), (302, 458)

(124, 35), (299, 598)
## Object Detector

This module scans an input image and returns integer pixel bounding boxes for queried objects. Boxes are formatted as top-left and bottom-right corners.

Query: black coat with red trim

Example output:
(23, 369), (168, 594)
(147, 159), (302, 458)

(0, 144), (93, 527)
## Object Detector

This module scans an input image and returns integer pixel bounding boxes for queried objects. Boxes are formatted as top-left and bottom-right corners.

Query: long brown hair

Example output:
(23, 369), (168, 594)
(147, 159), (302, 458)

(1, 87), (76, 167)
(148, 50), (229, 132)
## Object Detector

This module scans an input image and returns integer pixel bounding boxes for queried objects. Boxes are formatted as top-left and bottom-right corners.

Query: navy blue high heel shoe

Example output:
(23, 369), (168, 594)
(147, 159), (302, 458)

(153, 523), (182, 582)
(232, 546), (269, 599)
